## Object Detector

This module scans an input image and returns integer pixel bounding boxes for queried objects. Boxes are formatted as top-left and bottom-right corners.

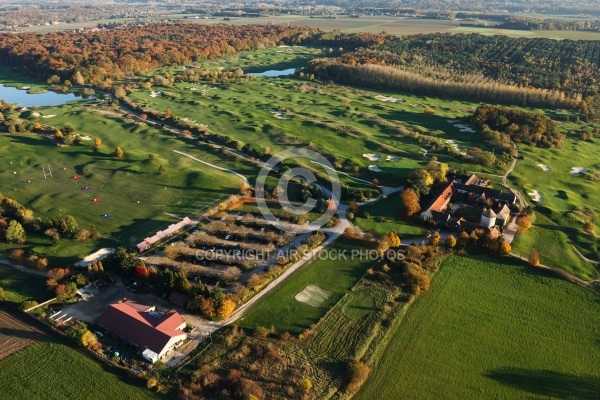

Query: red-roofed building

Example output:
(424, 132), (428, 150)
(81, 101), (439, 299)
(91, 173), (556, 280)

(420, 181), (455, 220)
(97, 301), (187, 363)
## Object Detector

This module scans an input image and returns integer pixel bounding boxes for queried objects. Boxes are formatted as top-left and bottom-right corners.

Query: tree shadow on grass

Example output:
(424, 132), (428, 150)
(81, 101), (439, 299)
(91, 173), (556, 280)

(485, 367), (600, 399)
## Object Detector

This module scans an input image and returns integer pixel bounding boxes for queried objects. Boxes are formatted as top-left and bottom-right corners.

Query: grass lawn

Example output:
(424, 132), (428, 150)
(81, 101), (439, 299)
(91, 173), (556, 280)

(0, 264), (48, 304)
(0, 341), (159, 400)
(354, 195), (427, 238)
(357, 254), (600, 400)
(509, 130), (600, 266)
(0, 105), (248, 263)
(238, 238), (375, 333)
(511, 213), (595, 280)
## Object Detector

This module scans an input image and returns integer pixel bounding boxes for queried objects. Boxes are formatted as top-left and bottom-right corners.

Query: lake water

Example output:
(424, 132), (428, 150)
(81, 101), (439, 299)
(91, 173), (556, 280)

(0, 84), (79, 107)
(249, 68), (297, 77)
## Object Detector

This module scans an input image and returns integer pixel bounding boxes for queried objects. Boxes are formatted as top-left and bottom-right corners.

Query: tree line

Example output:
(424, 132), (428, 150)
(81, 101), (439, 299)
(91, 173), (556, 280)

(307, 33), (600, 113)
(0, 22), (318, 84)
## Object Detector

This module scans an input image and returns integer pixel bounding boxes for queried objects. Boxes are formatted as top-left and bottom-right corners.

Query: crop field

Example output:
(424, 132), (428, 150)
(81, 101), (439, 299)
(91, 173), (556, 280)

(0, 105), (248, 262)
(303, 284), (388, 361)
(237, 238), (375, 333)
(0, 341), (159, 400)
(0, 311), (43, 361)
(0, 264), (48, 304)
(357, 255), (600, 399)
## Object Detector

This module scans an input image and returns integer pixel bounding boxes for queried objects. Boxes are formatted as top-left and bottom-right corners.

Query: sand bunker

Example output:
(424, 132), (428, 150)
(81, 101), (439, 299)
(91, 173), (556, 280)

(537, 163), (550, 172)
(149, 91), (161, 98)
(31, 112), (41, 117)
(453, 123), (476, 133)
(386, 156), (399, 162)
(368, 165), (382, 172)
(528, 190), (543, 202)
(363, 153), (381, 162)
(41, 115), (56, 118)
(447, 119), (459, 124)
(570, 167), (588, 176)
(446, 139), (467, 155)
(295, 284), (332, 307)
(79, 135), (93, 141)
(265, 108), (290, 120)
(375, 95), (404, 103)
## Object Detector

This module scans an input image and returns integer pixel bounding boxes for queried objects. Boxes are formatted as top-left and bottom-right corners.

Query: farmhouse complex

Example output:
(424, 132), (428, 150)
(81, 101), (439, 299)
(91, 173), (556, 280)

(97, 300), (187, 363)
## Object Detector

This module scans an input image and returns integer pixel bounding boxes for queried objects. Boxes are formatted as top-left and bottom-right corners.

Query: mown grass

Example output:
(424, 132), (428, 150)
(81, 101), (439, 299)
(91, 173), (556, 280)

(237, 238), (375, 334)
(0, 264), (48, 304)
(0, 105), (246, 263)
(354, 195), (427, 238)
(0, 341), (159, 400)
(357, 254), (600, 400)
(509, 127), (600, 268)
(511, 213), (595, 280)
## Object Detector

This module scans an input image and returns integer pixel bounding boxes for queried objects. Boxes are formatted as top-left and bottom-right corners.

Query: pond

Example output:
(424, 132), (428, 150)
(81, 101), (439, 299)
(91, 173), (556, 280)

(0, 84), (80, 107)
(248, 68), (297, 77)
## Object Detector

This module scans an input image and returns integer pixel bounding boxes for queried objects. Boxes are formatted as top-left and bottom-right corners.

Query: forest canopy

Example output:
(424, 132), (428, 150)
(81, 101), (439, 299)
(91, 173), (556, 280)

(307, 33), (600, 113)
(471, 105), (565, 149)
(0, 23), (318, 84)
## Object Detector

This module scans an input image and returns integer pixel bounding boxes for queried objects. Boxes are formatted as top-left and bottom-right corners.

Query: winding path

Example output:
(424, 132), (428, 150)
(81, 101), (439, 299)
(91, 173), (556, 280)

(172, 150), (249, 184)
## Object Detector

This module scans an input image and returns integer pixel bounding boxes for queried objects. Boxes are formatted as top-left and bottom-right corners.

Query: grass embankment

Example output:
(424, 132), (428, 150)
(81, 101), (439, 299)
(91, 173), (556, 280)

(357, 254), (600, 399)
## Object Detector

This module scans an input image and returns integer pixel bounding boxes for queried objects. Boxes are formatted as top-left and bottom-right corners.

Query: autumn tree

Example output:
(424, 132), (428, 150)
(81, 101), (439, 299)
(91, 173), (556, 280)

(76, 229), (90, 241)
(72, 71), (85, 85)
(528, 250), (540, 267)
(90, 225), (100, 239)
(408, 169), (434, 195)
(499, 241), (511, 255)
(400, 188), (421, 216)
(80, 330), (100, 350)
(517, 214), (532, 231)
(5, 220), (26, 243)
(115, 146), (124, 158)
(93, 137), (101, 149)
(158, 164), (165, 175)
(445, 234), (456, 248)
(583, 222), (595, 235)
(218, 298), (236, 319)
(429, 231), (441, 246)
(135, 265), (150, 279)
(0, 287), (4, 301)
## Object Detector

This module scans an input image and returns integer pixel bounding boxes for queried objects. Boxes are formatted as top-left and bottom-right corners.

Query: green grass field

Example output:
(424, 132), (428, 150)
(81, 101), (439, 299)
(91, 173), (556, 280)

(511, 213), (595, 280)
(0, 264), (48, 304)
(238, 238), (375, 333)
(509, 126), (600, 271)
(0, 105), (248, 263)
(126, 49), (509, 188)
(357, 254), (600, 399)
(0, 341), (159, 400)
(354, 195), (427, 238)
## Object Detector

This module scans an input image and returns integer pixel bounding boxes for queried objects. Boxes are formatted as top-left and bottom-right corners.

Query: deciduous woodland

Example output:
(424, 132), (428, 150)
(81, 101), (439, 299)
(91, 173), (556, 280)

(0, 23), (318, 83)
(307, 33), (600, 113)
